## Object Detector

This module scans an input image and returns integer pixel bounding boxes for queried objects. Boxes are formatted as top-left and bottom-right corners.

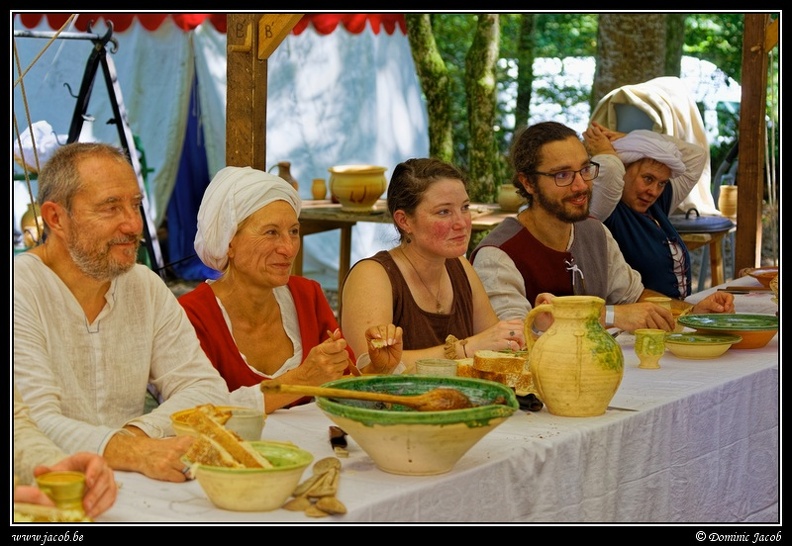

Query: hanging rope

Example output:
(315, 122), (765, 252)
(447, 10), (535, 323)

(13, 14), (77, 247)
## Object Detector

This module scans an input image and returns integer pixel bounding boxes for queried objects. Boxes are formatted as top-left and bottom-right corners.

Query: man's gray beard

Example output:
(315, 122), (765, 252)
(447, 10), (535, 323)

(68, 238), (139, 282)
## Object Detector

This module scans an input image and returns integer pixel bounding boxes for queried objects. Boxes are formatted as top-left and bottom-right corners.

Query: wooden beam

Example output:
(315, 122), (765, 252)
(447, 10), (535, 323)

(734, 13), (770, 273)
(258, 14), (303, 59)
(225, 14), (302, 170)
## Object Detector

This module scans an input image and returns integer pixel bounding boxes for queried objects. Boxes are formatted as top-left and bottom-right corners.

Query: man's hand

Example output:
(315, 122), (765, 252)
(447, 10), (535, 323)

(104, 432), (195, 483)
(614, 302), (676, 332)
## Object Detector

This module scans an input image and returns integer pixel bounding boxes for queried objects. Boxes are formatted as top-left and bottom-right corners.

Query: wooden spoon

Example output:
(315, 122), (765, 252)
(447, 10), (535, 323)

(260, 383), (474, 411)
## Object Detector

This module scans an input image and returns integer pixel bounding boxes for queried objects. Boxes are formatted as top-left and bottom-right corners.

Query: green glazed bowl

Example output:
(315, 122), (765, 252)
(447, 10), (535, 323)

(315, 375), (518, 475)
(678, 314), (778, 349)
(190, 441), (313, 512)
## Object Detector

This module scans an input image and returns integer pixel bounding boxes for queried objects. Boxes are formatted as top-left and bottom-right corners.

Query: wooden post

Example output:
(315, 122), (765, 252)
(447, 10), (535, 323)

(225, 14), (303, 170)
(733, 13), (771, 273)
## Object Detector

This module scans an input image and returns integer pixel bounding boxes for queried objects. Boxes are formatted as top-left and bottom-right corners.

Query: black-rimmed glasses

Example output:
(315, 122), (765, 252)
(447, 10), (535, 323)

(529, 161), (600, 187)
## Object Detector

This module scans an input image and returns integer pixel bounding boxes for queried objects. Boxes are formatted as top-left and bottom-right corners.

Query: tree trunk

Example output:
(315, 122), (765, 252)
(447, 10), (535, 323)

(591, 14), (668, 108)
(664, 13), (687, 76)
(514, 13), (536, 131)
(405, 14), (453, 162)
(465, 14), (500, 202)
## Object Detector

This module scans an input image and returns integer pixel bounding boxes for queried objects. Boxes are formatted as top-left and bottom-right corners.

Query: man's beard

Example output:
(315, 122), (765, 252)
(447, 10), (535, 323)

(533, 185), (591, 223)
(67, 228), (141, 281)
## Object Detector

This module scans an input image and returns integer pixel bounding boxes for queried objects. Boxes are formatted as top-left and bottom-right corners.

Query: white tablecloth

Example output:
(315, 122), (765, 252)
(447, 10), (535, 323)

(94, 281), (779, 524)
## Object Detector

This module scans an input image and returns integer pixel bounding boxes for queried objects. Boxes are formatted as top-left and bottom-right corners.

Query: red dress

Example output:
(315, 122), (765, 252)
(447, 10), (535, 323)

(178, 277), (355, 392)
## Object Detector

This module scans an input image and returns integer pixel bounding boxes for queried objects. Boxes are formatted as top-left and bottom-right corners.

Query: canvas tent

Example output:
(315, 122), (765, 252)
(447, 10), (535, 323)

(12, 13), (429, 283)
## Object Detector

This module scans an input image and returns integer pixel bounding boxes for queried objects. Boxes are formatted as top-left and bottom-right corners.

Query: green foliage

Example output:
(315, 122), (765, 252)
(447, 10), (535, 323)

(422, 13), (776, 200)
(684, 14), (744, 81)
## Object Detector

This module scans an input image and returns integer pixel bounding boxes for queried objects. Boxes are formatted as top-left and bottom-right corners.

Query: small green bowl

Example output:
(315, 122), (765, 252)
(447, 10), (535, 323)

(315, 375), (518, 475)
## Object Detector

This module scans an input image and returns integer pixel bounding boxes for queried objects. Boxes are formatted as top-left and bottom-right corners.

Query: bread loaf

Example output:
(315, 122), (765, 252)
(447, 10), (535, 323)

(472, 350), (535, 396)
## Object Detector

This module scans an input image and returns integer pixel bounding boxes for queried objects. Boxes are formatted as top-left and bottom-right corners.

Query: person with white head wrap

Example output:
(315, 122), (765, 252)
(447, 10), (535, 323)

(612, 130), (687, 179)
(180, 166), (403, 413)
(195, 166), (301, 272)
(584, 121), (709, 299)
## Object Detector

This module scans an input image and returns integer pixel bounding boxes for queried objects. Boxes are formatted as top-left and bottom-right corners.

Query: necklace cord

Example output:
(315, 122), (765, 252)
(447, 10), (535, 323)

(399, 247), (443, 313)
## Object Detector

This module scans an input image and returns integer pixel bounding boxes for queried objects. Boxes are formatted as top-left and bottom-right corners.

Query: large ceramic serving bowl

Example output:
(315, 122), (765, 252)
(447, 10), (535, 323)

(171, 406), (265, 441)
(664, 332), (743, 359)
(745, 266), (779, 288)
(328, 164), (387, 212)
(188, 441), (313, 512)
(677, 314), (778, 350)
(315, 375), (518, 476)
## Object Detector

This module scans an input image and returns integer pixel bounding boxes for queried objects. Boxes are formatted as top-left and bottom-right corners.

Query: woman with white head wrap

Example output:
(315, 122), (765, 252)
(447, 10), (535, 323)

(583, 122), (708, 299)
(179, 167), (402, 413)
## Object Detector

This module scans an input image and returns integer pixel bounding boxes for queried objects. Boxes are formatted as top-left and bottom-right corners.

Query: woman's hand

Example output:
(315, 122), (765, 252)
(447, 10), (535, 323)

(469, 319), (526, 352)
(692, 291), (735, 314)
(298, 330), (352, 384)
(583, 122), (620, 156)
(364, 324), (404, 374)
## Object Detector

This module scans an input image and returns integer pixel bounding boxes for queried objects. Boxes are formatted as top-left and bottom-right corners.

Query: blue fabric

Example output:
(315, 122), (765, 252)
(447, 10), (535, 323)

(604, 184), (692, 299)
(166, 72), (220, 282)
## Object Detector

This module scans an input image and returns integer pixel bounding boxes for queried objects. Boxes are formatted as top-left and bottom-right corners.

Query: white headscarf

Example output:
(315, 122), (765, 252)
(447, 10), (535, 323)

(612, 129), (686, 179)
(194, 166), (302, 271)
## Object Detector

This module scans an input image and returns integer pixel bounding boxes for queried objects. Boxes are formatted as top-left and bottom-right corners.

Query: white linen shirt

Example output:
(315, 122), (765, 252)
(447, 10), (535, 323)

(13, 254), (263, 456)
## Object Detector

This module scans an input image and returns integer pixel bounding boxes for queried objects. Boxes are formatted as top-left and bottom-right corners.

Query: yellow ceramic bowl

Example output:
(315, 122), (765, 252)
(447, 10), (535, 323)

(664, 333), (742, 360)
(328, 164), (387, 212)
(171, 406), (265, 441)
(190, 441), (313, 512)
(315, 375), (518, 476)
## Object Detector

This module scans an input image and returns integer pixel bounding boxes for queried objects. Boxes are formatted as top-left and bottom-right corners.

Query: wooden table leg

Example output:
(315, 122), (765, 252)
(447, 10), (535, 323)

(337, 226), (353, 317)
(709, 233), (726, 286)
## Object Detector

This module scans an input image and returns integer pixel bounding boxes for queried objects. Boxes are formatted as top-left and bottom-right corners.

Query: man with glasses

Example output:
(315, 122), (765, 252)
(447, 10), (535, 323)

(470, 121), (732, 334)
(584, 121), (703, 300)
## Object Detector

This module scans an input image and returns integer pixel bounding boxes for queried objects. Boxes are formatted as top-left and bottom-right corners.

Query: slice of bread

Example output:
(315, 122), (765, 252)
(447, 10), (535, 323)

(473, 350), (528, 374)
(472, 350), (535, 395)
(186, 406), (273, 469)
(455, 358), (476, 378)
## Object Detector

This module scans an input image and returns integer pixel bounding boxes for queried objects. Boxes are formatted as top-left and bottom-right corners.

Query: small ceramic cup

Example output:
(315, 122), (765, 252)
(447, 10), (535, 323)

(634, 328), (666, 370)
(35, 471), (86, 515)
(415, 358), (458, 377)
(645, 296), (672, 310)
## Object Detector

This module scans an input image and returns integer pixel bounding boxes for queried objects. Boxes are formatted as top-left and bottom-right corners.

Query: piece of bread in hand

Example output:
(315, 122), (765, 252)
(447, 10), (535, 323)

(184, 406), (273, 469)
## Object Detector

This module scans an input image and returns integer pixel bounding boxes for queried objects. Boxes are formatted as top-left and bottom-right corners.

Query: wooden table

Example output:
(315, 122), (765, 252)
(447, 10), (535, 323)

(680, 226), (735, 288)
(295, 200), (514, 306)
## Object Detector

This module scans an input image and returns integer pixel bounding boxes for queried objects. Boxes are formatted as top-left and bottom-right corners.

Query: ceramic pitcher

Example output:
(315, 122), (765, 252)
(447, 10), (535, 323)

(523, 296), (624, 417)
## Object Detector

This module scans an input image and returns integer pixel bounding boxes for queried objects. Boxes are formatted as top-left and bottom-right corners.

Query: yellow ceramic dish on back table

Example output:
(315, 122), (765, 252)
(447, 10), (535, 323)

(664, 333), (742, 359)
(745, 266), (778, 288)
